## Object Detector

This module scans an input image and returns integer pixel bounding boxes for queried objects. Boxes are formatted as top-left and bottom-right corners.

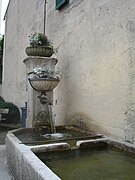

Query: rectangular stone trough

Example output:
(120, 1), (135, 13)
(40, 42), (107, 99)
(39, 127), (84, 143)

(6, 129), (69, 180)
(6, 129), (135, 180)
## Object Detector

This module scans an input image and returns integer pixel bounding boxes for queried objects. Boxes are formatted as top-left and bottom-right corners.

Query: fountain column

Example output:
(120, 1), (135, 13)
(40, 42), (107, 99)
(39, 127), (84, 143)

(23, 57), (58, 128)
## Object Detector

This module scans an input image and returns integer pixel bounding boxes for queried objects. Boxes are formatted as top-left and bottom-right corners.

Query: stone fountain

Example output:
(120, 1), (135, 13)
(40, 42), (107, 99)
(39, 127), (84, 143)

(23, 56), (59, 131)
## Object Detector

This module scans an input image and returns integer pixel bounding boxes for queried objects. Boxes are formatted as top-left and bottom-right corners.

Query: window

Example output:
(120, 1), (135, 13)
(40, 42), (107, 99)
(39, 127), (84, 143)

(56, 0), (69, 10)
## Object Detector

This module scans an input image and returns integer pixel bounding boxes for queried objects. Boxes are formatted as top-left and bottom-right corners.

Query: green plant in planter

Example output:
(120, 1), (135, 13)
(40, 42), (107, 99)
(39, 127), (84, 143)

(29, 33), (51, 47)
(28, 66), (61, 92)
(32, 65), (60, 79)
(26, 33), (54, 57)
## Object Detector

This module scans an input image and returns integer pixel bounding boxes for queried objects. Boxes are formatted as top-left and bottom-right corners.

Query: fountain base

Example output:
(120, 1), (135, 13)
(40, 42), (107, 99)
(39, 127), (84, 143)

(6, 127), (135, 180)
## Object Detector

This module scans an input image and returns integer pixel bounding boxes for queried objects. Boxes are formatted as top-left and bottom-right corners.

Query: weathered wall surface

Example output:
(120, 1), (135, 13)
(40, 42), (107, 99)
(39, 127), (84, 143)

(2, 0), (135, 143)
(47, 0), (135, 142)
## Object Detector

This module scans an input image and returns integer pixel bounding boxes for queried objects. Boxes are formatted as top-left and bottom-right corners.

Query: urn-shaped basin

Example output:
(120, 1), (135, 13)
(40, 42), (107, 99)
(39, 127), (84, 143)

(29, 78), (60, 92)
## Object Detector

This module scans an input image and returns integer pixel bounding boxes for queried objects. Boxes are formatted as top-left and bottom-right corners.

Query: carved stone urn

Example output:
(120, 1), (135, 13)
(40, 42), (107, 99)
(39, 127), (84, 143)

(28, 77), (60, 92)
(25, 46), (53, 57)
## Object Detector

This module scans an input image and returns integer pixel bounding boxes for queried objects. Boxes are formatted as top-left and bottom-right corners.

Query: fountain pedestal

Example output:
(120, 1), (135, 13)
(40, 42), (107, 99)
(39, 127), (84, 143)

(23, 56), (58, 128)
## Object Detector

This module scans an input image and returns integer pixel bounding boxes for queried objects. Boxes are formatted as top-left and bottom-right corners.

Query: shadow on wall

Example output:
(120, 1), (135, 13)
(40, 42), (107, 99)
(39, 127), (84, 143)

(64, 112), (92, 130)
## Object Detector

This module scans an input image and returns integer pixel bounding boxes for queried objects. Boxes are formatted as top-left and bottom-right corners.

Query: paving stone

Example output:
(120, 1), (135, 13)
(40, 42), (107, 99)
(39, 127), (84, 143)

(0, 145), (13, 180)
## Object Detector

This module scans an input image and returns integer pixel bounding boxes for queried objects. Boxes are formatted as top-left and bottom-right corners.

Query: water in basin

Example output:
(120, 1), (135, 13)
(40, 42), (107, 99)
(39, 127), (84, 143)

(14, 128), (90, 144)
(43, 132), (72, 139)
(36, 148), (135, 179)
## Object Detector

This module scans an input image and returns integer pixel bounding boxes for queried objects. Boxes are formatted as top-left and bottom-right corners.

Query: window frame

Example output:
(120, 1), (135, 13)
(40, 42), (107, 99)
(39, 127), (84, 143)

(56, 0), (69, 10)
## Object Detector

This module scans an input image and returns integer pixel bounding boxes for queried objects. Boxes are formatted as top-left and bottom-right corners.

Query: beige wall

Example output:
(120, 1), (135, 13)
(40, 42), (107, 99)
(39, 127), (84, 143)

(2, 0), (135, 143)
(2, 0), (43, 106)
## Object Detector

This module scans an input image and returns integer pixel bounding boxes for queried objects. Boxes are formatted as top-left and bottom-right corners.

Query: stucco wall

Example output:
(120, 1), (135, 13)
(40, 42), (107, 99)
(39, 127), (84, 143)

(47, 0), (134, 142)
(2, 0), (135, 143)
(2, 0), (43, 107)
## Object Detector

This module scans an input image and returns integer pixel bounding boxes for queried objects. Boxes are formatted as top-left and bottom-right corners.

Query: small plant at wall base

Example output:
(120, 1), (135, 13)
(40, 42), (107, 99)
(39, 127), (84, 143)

(0, 97), (20, 124)
(25, 33), (54, 57)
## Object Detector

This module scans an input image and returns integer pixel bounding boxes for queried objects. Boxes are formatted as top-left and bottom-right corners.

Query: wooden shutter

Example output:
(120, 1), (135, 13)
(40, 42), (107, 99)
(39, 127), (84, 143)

(56, 0), (69, 10)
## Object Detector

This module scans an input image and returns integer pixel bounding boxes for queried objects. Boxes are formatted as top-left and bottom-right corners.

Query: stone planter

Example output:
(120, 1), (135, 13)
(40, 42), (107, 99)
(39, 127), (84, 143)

(29, 78), (60, 92)
(25, 46), (53, 57)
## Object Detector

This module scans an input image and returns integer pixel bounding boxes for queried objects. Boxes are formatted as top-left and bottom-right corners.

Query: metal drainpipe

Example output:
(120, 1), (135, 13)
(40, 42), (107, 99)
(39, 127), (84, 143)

(44, 0), (47, 34)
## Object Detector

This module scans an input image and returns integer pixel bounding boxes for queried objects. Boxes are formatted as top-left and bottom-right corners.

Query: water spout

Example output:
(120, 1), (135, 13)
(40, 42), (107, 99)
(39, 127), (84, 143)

(48, 105), (56, 133)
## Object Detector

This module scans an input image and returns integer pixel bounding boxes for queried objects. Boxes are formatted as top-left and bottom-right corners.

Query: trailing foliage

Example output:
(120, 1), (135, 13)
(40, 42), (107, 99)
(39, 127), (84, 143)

(32, 66), (61, 79)
(0, 97), (20, 124)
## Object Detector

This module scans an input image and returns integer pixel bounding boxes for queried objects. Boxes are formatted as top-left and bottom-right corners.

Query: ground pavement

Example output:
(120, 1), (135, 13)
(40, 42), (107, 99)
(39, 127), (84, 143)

(0, 145), (13, 180)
